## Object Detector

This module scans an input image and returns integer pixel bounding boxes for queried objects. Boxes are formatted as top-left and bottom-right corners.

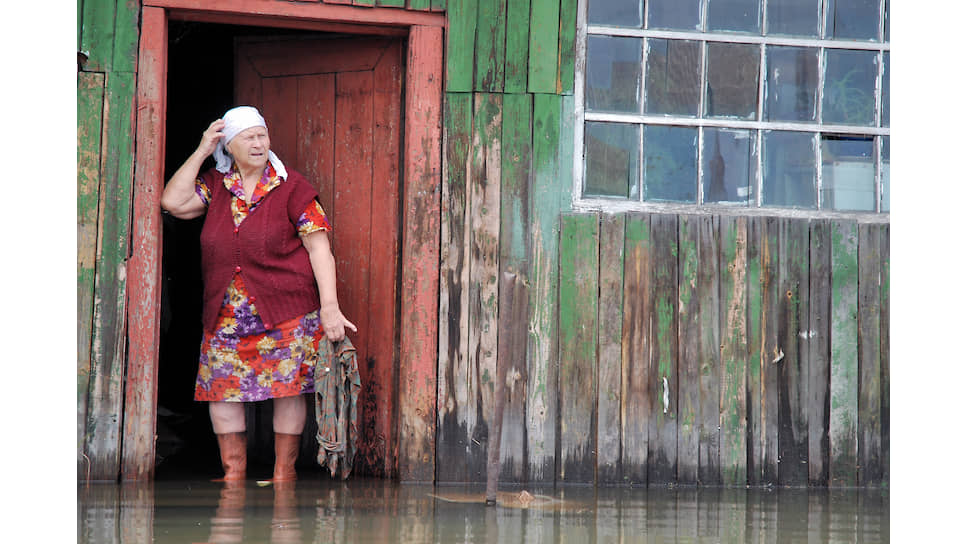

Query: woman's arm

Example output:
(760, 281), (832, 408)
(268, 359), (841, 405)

(301, 229), (357, 342)
(160, 119), (224, 219)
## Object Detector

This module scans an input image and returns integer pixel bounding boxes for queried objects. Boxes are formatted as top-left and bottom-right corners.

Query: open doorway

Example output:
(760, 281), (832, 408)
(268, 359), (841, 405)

(155, 20), (405, 480)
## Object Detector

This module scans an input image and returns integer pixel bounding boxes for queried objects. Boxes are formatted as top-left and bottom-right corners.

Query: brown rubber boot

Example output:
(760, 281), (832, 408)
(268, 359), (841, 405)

(213, 432), (247, 482)
(272, 432), (301, 482)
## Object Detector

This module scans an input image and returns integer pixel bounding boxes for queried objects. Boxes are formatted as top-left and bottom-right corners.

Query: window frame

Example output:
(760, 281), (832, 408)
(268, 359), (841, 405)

(573, 0), (890, 220)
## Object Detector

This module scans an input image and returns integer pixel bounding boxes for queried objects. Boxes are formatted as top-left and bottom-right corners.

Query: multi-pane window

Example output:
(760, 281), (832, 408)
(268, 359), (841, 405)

(576, 0), (890, 214)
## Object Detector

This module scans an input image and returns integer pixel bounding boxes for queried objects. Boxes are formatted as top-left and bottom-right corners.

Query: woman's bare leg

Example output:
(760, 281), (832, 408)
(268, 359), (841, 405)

(209, 401), (246, 434)
(272, 395), (307, 435)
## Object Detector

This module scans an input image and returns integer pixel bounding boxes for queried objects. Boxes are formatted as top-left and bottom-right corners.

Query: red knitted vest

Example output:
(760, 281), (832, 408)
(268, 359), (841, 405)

(199, 168), (321, 332)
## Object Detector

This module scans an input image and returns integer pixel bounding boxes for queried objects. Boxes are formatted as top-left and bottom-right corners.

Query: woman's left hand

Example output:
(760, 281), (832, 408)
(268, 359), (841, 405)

(321, 303), (357, 342)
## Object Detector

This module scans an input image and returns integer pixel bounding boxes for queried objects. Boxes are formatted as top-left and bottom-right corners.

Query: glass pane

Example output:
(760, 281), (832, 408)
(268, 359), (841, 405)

(644, 125), (697, 202)
(762, 130), (817, 208)
(586, 36), (643, 114)
(766, 0), (820, 37)
(884, 1), (890, 41)
(585, 122), (639, 198)
(705, 43), (760, 120)
(821, 135), (875, 211)
(765, 46), (819, 122)
(707, 0), (761, 34)
(881, 52), (890, 127)
(822, 49), (877, 126)
(588, 0), (643, 28)
(881, 136), (890, 212)
(647, 0), (702, 30)
(825, 0), (880, 41)
(645, 39), (701, 116)
(703, 128), (754, 205)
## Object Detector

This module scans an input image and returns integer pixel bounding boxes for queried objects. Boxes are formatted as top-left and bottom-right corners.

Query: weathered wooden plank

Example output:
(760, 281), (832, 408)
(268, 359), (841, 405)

(622, 213), (651, 484)
(437, 93), (473, 483)
(93, 71), (140, 480)
(409, 0), (430, 10)
(378, 0), (406, 7)
(80, 0), (116, 72)
(474, 0), (507, 91)
(757, 217), (781, 487)
(526, 93), (562, 482)
(558, 213), (600, 483)
(830, 220), (859, 487)
(557, 0), (577, 94)
(445, 0), (479, 92)
(558, 94), (575, 209)
(807, 220), (831, 486)
(698, 215), (721, 485)
(77, 71), (104, 480)
(467, 92), (503, 481)
(112, 0), (141, 74)
(333, 69), (377, 471)
(497, 92), (532, 482)
(857, 223), (882, 486)
(122, 7), (166, 480)
(677, 214), (700, 485)
(879, 225), (890, 486)
(398, 25), (443, 481)
(719, 215), (748, 486)
(776, 218), (810, 486)
(597, 213), (625, 484)
(648, 213), (679, 484)
(746, 216), (764, 486)
(494, 270), (529, 484)
(368, 42), (403, 477)
(504, 0), (531, 93)
(431, 0), (447, 11)
(297, 74), (337, 233)
(528, 0), (561, 94)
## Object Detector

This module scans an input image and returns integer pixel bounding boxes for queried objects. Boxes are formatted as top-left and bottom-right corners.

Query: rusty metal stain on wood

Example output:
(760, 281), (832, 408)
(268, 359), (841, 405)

(621, 213), (650, 484)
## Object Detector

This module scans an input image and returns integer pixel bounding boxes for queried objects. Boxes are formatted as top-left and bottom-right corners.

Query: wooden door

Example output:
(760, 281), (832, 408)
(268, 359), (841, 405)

(235, 35), (403, 477)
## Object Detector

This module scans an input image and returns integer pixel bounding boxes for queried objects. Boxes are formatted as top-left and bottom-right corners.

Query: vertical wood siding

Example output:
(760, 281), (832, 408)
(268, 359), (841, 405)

(78, 0), (889, 487)
(438, 206), (891, 486)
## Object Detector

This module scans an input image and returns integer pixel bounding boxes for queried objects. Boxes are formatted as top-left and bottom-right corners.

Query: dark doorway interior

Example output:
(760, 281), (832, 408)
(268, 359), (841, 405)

(156, 20), (337, 480)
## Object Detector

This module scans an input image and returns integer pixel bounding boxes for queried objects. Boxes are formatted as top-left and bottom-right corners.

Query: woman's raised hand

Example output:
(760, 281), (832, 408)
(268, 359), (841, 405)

(196, 119), (226, 157)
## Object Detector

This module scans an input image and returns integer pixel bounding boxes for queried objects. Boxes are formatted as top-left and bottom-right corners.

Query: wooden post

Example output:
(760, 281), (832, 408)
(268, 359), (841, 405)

(122, 5), (167, 480)
(398, 24), (443, 482)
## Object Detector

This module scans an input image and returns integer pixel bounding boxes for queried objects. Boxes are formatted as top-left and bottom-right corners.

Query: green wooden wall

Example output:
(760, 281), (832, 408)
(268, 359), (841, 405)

(77, 0), (890, 487)
(77, 0), (140, 481)
(436, 0), (890, 487)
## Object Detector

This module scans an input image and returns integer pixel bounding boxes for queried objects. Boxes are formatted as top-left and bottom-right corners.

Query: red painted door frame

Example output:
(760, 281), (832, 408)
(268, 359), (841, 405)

(124, 2), (442, 481)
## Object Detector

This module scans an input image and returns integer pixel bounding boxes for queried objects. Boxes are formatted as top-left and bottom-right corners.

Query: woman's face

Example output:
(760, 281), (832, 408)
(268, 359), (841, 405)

(226, 126), (271, 172)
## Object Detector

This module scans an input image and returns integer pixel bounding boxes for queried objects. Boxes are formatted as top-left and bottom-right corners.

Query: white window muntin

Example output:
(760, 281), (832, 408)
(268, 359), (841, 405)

(574, 0), (890, 217)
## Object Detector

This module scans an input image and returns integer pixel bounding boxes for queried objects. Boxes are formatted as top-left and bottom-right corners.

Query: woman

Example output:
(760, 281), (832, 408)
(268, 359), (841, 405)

(161, 106), (356, 482)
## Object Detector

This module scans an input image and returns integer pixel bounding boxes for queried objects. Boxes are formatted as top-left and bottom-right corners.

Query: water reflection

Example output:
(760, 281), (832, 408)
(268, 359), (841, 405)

(78, 479), (889, 543)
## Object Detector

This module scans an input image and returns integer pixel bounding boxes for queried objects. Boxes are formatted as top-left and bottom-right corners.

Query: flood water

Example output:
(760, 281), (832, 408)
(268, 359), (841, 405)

(78, 477), (888, 543)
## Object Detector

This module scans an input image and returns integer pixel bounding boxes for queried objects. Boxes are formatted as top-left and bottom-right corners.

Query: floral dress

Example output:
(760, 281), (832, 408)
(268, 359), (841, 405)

(193, 163), (332, 402)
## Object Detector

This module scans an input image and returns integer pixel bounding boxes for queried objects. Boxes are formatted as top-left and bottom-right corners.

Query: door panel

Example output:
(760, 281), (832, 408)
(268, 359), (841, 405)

(235, 36), (403, 477)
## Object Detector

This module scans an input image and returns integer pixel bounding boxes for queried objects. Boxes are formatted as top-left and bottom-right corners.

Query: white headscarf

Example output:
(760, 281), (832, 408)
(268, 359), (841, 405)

(213, 105), (288, 178)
